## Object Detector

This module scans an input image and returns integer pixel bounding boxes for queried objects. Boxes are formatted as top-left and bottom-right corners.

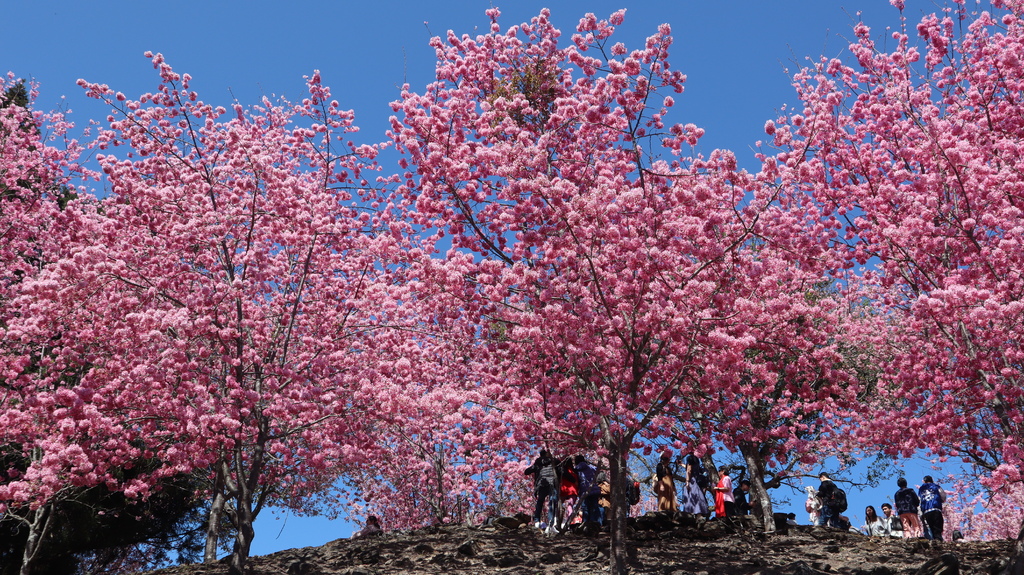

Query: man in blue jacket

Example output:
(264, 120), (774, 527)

(919, 475), (947, 541)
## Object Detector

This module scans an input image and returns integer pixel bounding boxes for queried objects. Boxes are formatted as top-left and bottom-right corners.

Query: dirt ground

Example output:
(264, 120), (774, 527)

(143, 513), (1016, 575)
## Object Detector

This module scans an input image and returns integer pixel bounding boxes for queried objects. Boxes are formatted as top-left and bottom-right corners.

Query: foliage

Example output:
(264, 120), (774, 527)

(2, 56), (412, 573)
(388, 7), (865, 570)
(0, 471), (205, 575)
(9, 3), (1024, 574)
(764, 0), (1024, 499)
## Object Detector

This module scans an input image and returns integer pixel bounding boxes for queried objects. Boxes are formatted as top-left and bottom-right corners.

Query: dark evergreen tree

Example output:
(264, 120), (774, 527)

(0, 466), (207, 575)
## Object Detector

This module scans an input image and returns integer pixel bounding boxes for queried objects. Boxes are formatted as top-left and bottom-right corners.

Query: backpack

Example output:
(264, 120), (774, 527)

(831, 487), (848, 513)
(628, 481), (641, 505)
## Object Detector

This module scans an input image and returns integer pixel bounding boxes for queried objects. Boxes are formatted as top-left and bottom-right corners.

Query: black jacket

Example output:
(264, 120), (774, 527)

(895, 487), (920, 515)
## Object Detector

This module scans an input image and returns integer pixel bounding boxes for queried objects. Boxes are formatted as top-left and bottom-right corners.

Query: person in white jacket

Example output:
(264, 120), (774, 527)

(805, 486), (822, 526)
(879, 503), (903, 537)
(861, 505), (888, 536)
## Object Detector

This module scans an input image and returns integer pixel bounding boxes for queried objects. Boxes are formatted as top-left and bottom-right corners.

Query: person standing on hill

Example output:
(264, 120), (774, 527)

(919, 475), (947, 541)
(712, 466), (735, 518)
(654, 451), (679, 513)
(680, 453), (710, 517)
(861, 505), (886, 536)
(625, 470), (642, 518)
(597, 471), (612, 525)
(734, 480), (752, 515)
(805, 486), (822, 526)
(525, 449), (558, 529)
(575, 454), (602, 523)
(352, 516), (382, 539)
(880, 503), (903, 537)
(816, 473), (843, 528)
(557, 455), (580, 527)
(895, 477), (923, 538)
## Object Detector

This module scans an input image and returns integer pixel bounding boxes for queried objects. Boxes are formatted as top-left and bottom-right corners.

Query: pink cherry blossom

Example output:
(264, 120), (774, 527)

(389, 9), (857, 572)
(765, 0), (1024, 539)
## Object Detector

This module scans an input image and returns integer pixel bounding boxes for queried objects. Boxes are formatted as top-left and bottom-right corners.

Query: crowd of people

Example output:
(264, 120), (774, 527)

(523, 449), (757, 533)
(810, 473), (954, 541)
(527, 451), (957, 543)
(653, 451), (754, 519)
(523, 450), (621, 532)
(349, 451), (956, 542)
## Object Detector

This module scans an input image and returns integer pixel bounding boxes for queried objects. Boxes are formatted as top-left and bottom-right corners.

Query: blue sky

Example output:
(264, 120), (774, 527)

(3, 0), (968, 558)
(5, 1), (916, 172)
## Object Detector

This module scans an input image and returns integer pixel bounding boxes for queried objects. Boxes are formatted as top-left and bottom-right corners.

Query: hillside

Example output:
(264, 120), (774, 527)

(143, 513), (1017, 575)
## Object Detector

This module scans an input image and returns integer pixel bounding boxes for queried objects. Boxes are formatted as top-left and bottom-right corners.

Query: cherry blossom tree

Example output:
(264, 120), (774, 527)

(344, 405), (529, 529)
(3, 56), (411, 574)
(0, 74), (99, 575)
(673, 280), (880, 530)
(334, 252), (533, 530)
(944, 476), (1024, 540)
(764, 0), (1024, 556)
(389, 9), (846, 572)
(0, 75), (86, 304)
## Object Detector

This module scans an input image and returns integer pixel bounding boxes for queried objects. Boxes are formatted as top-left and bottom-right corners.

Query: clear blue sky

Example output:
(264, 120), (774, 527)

(3, 1), (917, 172)
(2, 0), (966, 558)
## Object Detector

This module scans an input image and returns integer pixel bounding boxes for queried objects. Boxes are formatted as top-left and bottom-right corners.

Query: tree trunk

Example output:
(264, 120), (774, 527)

(607, 437), (630, 575)
(204, 465), (228, 563)
(701, 453), (719, 487)
(227, 427), (268, 575)
(739, 441), (775, 533)
(19, 502), (54, 575)
(228, 493), (256, 575)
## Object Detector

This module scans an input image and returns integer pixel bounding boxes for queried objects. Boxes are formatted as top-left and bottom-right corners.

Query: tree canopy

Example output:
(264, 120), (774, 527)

(4, 2), (1024, 574)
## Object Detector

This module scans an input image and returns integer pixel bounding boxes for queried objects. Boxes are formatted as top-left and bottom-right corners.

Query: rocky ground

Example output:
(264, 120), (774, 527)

(143, 513), (1017, 575)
